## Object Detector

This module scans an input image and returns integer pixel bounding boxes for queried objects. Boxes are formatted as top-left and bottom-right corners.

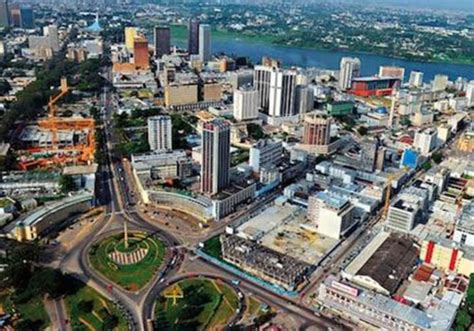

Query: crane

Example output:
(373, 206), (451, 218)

(383, 168), (408, 218)
(47, 77), (69, 150)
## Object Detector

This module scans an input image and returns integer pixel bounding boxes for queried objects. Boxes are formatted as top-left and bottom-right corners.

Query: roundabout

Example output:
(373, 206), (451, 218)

(88, 231), (166, 291)
(154, 277), (241, 330)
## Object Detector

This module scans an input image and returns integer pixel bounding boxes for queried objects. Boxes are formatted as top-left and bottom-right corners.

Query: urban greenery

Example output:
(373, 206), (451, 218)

(454, 274), (474, 331)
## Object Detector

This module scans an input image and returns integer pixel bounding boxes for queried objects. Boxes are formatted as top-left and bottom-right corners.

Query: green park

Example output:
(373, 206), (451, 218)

(154, 278), (240, 330)
(89, 232), (166, 291)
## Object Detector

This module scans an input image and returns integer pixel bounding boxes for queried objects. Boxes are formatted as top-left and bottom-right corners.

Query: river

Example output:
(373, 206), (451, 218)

(168, 36), (474, 81)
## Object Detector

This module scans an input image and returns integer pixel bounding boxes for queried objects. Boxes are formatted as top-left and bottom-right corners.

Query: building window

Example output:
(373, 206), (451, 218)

(461, 233), (467, 245)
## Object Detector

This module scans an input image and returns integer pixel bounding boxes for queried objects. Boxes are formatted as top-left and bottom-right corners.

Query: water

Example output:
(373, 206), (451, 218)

(170, 37), (474, 81)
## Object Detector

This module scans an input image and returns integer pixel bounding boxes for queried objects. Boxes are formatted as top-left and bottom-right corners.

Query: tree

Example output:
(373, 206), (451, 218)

(357, 126), (368, 136)
(78, 300), (94, 314)
(59, 175), (76, 193)
(432, 152), (444, 164)
(102, 315), (118, 330)
(0, 79), (11, 95)
(454, 309), (471, 331)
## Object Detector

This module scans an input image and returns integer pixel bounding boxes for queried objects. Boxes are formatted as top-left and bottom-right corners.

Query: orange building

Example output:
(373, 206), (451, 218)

(133, 36), (149, 70)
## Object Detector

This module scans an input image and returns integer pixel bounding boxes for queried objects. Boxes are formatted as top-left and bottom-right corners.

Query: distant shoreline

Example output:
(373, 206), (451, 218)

(169, 25), (474, 67)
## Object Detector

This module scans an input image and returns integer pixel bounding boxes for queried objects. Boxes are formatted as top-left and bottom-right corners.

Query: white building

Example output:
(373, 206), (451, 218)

(466, 81), (474, 107)
(268, 68), (298, 118)
(249, 139), (283, 173)
(233, 85), (258, 121)
(432, 74), (449, 92)
(43, 24), (59, 52)
(453, 202), (474, 247)
(199, 24), (211, 62)
(147, 115), (172, 152)
(308, 191), (354, 239)
(339, 57), (361, 90)
(408, 70), (423, 88)
(414, 128), (437, 156)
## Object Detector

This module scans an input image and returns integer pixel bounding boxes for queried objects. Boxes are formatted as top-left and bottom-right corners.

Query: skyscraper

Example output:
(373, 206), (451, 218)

(154, 26), (170, 58)
(125, 27), (137, 51)
(254, 65), (273, 111)
(409, 70), (424, 88)
(148, 115), (172, 152)
(233, 85), (259, 121)
(339, 57), (361, 90)
(188, 19), (199, 55)
(268, 68), (297, 118)
(133, 36), (149, 69)
(9, 4), (20, 27)
(199, 24), (211, 62)
(20, 6), (34, 29)
(44, 25), (59, 52)
(0, 0), (9, 27)
(360, 138), (380, 172)
(466, 81), (474, 107)
(303, 113), (331, 146)
(200, 119), (231, 195)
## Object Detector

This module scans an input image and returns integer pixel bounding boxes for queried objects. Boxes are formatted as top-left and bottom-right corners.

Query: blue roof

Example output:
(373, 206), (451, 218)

(86, 17), (102, 32)
(376, 107), (388, 114)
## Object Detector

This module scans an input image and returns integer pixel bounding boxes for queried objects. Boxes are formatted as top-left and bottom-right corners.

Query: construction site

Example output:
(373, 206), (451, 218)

(14, 78), (96, 170)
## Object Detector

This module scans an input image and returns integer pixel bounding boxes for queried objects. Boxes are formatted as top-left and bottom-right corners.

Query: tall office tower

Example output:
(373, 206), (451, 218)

(9, 4), (20, 27)
(339, 57), (361, 90)
(147, 115), (172, 152)
(360, 138), (380, 172)
(233, 85), (259, 121)
(409, 71), (424, 88)
(200, 119), (231, 195)
(379, 66), (405, 81)
(268, 68), (298, 118)
(154, 26), (170, 58)
(432, 74), (449, 92)
(125, 27), (137, 51)
(254, 65), (273, 111)
(414, 128), (437, 156)
(188, 19), (199, 55)
(303, 113), (331, 146)
(465, 81), (474, 107)
(198, 24), (211, 62)
(295, 85), (313, 114)
(44, 25), (59, 52)
(20, 6), (34, 29)
(0, 0), (9, 27)
(133, 36), (149, 69)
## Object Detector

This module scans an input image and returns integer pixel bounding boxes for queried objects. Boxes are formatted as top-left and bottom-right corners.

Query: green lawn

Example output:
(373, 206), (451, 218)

(155, 278), (239, 331)
(0, 290), (49, 330)
(89, 232), (166, 291)
(202, 235), (222, 259)
(65, 284), (128, 331)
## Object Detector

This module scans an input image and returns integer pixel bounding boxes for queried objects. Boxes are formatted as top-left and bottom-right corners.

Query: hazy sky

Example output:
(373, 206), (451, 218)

(341, 0), (474, 11)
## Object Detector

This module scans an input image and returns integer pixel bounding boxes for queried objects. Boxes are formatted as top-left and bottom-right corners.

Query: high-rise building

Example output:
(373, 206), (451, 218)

(339, 57), (361, 90)
(308, 191), (354, 239)
(125, 27), (137, 51)
(43, 25), (59, 52)
(360, 138), (380, 172)
(268, 68), (297, 118)
(295, 85), (313, 114)
(0, 0), (9, 27)
(466, 81), (474, 107)
(303, 113), (331, 146)
(9, 4), (20, 27)
(379, 66), (405, 81)
(154, 26), (170, 58)
(249, 139), (283, 173)
(409, 70), (423, 88)
(432, 74), (449, 92)
(147, 115), (172, 152)
(188, 19), (199, 55)
(133, 36), (149, 69)
(414, 128), (437, 156)
(199, 24), (211, 62)
(234, 85), (259, 121)
(200, 119), (231, 195)
(254, 65), (273, 111)
(19, 6), (34, 29)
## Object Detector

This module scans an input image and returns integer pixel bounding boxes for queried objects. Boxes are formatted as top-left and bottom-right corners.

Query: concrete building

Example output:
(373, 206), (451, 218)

(254, 65), (273, 111)
(308, 191), (354, 239)
(0, 0), (9, 27)
(378, 66), (405, 81)
(432, 74), (449, 92)
(295, 85), (313, 114)
(339, 57), (361, 90)
(153, 26), (170, 58)
(200, 119), (231, 195)
(453, 201), (474, 247)
(43, 25), (59, 52)
(268, 68), (298, 118)
(233, 85), (259, 121)
(212, 181), (256, 220)
(133, 36), (149, 70)
(249, 139), (283, 173)
(132, 150), (191, 180)
(147, 115), (172, 152)
(360, 138), (380, 173)
(125, 27), (137, 51)
(164, 84), (198, 106)
(202, 83), (221, 102)
(466, 81), (474, 107)
(199, 24), (211, 62)
(303, 113), (331, 146)
(386, 195), (423, 233)
(414, 128), (437, 156)
(188, 19), (199, 55)
(409, 70), (424, 88)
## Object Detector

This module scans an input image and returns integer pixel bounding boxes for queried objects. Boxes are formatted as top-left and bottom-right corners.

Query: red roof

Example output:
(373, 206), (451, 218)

(413, 265), (434, 282)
